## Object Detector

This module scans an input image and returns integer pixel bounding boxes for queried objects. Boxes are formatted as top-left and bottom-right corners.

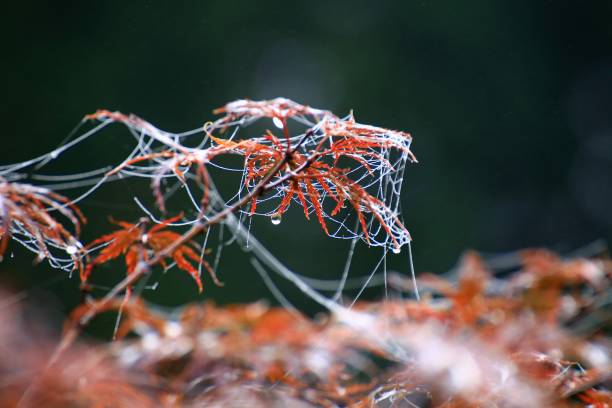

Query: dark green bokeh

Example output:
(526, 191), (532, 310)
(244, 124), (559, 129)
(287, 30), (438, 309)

(1, 1), (611, 319)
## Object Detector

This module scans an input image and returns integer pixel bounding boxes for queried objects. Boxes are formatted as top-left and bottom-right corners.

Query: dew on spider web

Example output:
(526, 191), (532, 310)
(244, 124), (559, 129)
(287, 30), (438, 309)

(272, 117), (284, 129)
(65, 245), (78, 255)
(245, 215), (253, 248)
(4, 97), (419, 326)
(270, 213), (282, 225)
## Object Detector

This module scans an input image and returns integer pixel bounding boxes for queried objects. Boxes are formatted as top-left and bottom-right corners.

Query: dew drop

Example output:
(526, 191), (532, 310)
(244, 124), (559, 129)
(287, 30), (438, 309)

(164, 321), (183, 338)
(270, 213), (282, 225)
(49, 150), (59, 159)
(141, 233), (149, 244)
(391, 246), (401, 254)
(66, 245), (78, 255)
(272, 116), (284, 129)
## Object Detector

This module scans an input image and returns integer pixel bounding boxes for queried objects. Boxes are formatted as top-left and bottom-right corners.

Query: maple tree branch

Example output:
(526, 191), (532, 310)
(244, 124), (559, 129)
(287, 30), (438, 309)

(40, 140), (308, 398)
(72, 129), (315, 329)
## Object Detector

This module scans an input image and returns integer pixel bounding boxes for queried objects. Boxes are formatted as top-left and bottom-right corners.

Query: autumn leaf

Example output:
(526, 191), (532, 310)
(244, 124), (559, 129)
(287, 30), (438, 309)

(82, 214), (219, 294)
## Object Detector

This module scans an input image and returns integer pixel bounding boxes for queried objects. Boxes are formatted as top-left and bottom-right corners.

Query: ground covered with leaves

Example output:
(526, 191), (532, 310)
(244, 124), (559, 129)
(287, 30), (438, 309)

(2, 250), (610, 407)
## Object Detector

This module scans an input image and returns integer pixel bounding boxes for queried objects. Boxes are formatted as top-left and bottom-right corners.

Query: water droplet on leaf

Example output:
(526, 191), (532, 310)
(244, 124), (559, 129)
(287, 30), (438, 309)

(270, 213), (282, 225)
(272, 117), (284, 129)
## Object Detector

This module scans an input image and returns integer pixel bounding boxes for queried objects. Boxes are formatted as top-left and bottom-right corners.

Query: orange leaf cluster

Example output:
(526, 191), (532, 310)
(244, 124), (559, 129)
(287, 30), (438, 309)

(212, 97), (330, 125)
(210, 99), (417, 248)
(87, 98), (416, 251)
(81, 214), (219, 296)
(4, 250), (609, 407)
(0, 177), (85, 264)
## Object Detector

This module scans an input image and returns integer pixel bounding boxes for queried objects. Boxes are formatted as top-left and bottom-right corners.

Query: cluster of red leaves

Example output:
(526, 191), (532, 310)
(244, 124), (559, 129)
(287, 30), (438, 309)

(80, 214), (220, 298)
(0, 291), (155, 408)
(210, 128), (408, 246)
(3, 250), (609, 407)
(84, 109), (217, 213)
(211, 98), (416, 248)
(0, 177), (85, 264)
(87, 98), (416, 250)
(212, 97), (330, 125)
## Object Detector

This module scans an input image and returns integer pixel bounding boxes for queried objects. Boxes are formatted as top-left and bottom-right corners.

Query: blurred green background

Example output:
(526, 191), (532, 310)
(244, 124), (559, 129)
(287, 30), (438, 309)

(1, 1), (611, 319)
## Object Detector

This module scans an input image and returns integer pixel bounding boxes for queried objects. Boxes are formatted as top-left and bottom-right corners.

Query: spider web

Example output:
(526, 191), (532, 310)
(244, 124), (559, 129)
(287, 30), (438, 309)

(0, 98), (420, 313)
(228, 111), (412, 250)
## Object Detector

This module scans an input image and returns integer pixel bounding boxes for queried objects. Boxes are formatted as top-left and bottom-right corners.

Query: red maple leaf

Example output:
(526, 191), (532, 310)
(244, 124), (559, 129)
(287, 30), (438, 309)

(81, 214), (220, 296)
